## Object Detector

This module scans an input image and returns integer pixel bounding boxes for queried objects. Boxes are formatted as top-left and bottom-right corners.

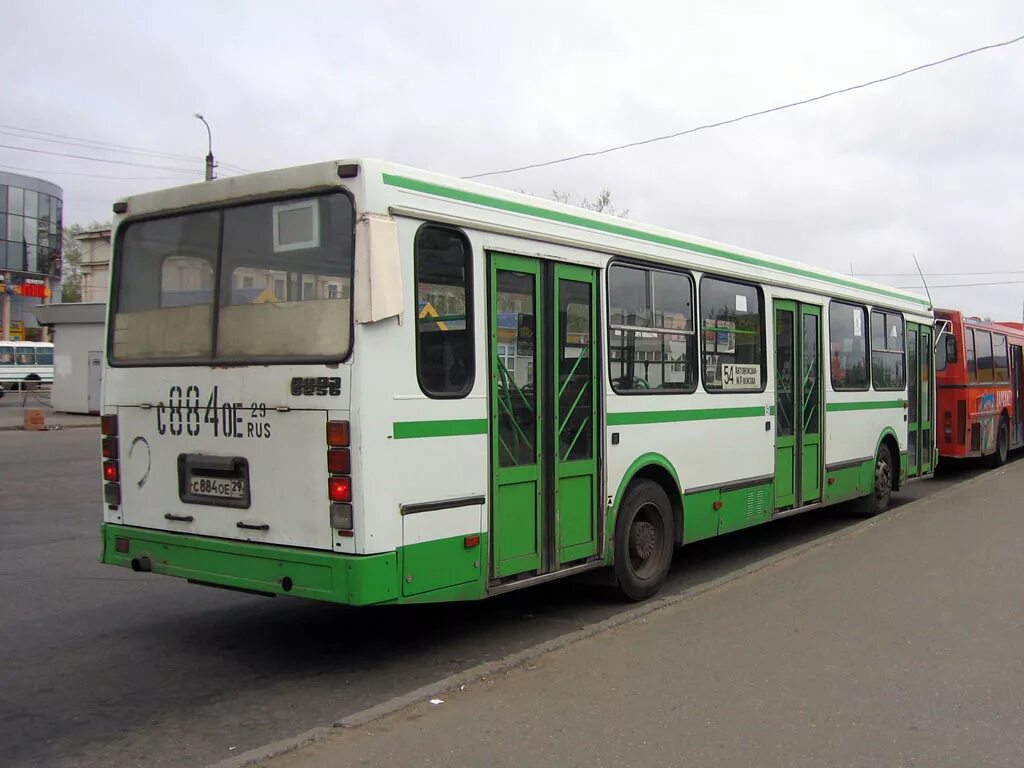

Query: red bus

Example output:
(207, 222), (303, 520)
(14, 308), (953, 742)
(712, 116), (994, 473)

(935, 309), (1024, 466)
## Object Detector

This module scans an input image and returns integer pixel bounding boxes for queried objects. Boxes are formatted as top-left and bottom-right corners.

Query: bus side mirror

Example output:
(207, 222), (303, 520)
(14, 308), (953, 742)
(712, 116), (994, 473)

(945, 335), (957, 363)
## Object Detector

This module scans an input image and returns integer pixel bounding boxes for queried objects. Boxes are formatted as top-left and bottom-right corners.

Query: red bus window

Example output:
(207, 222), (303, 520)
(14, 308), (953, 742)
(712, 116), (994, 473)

(965, 329), (977, 383)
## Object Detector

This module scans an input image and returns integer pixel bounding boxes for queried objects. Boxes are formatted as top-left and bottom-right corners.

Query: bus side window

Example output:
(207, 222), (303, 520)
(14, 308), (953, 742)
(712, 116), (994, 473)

(699, 276), (765, 393)
(975, 330), (994, 383)
(829, 301), (868, 390)
(0, 346), (12, 364)
(993, 334), (1009, 382)
(414, 225), (474, 398)
(966, 328), (977, 382)
(870, 310), (905, 391)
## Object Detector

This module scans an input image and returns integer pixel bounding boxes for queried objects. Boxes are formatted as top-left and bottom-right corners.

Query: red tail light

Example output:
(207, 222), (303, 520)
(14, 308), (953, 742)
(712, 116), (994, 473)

(103, 461), (119, 482)
(328, 476), (352, 502)
(101, 414), (118, 436)
(102, 437), (119, 459)
(327, 448), (351, 474)
(326, 420), (350, 447)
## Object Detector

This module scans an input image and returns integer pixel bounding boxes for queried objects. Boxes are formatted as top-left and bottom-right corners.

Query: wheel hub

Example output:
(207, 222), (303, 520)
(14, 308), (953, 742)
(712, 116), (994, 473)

(630, 520), (657, 562)
(875, 460), (892, 499)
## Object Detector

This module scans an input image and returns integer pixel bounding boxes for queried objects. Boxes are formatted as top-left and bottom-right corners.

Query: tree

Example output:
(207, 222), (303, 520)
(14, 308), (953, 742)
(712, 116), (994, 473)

(550, 188), (628, 218)
(61, 221), (110, 302)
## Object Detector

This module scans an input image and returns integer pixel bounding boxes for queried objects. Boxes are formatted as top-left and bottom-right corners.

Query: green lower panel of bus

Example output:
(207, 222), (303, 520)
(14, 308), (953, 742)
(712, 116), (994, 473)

(100, 524), (488, 606)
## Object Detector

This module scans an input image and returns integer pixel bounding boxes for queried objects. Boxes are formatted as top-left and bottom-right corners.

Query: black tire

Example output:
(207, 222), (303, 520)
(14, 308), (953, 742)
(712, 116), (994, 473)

(853, 443), (894, 518)
(988, 417), (1009, 469)
(613, 479), (674, 602)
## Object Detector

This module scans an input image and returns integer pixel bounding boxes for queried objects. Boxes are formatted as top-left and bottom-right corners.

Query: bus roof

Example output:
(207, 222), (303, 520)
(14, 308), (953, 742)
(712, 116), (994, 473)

(114, 158), (932, 315)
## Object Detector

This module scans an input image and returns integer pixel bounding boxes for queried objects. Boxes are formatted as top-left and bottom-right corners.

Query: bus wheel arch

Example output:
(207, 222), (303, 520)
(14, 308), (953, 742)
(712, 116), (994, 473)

(608, 455), (683, 550)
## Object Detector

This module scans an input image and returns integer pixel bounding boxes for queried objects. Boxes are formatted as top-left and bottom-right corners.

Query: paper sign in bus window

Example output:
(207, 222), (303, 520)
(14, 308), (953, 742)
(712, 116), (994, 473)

(273, 200), (320, 253)
(721, 363), (761, 390)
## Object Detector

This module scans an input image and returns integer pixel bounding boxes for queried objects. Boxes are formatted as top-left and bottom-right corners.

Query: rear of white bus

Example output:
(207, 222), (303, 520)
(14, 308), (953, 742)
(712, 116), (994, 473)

(99, 164), (399, 605)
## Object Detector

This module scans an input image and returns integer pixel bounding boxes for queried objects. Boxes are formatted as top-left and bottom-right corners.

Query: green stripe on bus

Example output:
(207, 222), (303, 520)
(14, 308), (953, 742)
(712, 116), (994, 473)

(393, 418), (488, 439)
(826, 400), (905, 412)
(608, 405), (765, 426)
(382, 173), (930, 307)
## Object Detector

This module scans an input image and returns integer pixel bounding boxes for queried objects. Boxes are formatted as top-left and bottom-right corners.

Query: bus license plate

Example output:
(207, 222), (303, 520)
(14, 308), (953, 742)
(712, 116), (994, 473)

(189, 475), (247, 500)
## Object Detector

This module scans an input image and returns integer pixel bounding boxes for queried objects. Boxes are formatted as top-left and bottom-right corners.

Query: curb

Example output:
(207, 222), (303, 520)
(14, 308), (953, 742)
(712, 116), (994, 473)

(209, 467), (1002, 768)
(0, 423), (99, 432)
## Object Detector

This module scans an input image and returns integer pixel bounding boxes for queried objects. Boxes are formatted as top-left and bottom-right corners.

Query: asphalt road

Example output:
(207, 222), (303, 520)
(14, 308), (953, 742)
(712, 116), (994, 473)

(0, 427), (1008, 767)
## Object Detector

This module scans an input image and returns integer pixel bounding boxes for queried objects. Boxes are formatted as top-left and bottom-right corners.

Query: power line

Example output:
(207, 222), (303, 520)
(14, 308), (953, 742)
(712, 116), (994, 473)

(0, 143), (201, 174)
(464, 32), (1024, 180)
(0, 124), (252, 173)
(893, 279), (1024, 289)
(0, 162), (189, 182)
(858, 269), (1024, 277)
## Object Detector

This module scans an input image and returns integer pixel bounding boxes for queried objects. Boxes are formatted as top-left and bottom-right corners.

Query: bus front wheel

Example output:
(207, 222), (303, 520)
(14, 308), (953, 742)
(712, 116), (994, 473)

(613, 479), (673, 602)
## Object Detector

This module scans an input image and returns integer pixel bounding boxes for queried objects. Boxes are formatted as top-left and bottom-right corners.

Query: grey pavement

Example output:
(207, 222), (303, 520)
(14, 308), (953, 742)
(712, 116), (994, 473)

(0, 396), (98, 430)
(1, 428), (978, 768)
(269, 460), (1024, 768)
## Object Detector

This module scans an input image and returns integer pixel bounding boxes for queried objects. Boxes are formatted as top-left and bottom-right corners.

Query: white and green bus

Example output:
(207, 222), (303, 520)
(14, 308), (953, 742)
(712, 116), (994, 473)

(99, 159), (934, 604)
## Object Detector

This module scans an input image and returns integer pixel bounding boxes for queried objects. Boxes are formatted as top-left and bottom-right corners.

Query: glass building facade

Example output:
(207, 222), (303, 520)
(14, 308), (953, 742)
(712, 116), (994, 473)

(1, 172), (63, 339)
(0, 171), (63, 276)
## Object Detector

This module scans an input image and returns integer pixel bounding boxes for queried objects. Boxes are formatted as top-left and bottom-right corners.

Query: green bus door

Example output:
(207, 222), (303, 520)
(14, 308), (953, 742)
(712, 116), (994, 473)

(907, 322), (934, 477)
(489, 254), (600, 580)
(774, 300), (823, 510)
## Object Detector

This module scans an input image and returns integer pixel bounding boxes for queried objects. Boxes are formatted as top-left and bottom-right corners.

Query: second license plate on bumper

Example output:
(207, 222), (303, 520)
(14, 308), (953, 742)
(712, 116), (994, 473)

(189, 475), (247, 500)
(178, 454), (251, 509)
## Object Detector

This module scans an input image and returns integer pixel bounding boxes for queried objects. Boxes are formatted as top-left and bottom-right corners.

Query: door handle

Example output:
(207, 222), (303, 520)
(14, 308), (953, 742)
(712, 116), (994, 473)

(765, 420), (771, 432)
(164, 513), (194, 522)
(237, 521), (270, 531)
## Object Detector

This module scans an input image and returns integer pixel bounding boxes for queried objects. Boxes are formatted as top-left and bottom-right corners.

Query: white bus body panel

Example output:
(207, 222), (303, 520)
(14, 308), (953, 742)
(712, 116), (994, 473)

(105, 365), (352, 551)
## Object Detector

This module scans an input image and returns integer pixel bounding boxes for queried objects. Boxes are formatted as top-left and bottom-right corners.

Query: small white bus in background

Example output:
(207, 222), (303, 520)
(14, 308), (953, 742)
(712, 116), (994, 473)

(0, 341), (54, 397)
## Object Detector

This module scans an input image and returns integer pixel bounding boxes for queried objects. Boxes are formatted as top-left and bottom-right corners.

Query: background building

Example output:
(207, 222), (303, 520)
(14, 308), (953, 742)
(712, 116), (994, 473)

(1, 171), (63, 340)
(75, 226), (112, 304)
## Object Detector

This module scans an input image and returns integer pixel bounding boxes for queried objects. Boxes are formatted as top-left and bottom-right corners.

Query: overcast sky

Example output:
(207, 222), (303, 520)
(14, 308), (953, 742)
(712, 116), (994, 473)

(5, 0), (1023, 319)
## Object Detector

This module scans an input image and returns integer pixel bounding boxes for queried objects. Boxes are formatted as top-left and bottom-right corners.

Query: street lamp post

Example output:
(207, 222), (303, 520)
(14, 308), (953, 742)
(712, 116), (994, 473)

(194, 113), (216, 182)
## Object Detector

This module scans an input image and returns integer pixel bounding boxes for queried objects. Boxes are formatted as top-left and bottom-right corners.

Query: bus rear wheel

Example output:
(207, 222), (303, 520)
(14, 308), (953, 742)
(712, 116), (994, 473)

(613, 479), (673, 602)
(988, 417), (1009, 469)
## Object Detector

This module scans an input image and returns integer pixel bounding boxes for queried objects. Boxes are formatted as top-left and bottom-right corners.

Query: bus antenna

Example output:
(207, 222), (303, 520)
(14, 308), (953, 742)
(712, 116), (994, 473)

(912, 253), (934, 309)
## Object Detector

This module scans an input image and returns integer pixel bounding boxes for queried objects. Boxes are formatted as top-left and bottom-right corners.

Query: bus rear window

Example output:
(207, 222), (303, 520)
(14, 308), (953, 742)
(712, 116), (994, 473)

(111, 193), (354, 363)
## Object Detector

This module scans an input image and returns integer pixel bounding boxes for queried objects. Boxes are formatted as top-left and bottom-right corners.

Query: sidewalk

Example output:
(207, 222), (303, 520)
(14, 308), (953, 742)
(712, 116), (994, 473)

(0, 401), (99, 431)
(264, 462), (1024, 768)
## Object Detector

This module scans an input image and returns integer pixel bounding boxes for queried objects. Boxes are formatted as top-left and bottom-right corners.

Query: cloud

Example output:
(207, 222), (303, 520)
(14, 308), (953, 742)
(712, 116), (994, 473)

(6, 0), (1023, 318)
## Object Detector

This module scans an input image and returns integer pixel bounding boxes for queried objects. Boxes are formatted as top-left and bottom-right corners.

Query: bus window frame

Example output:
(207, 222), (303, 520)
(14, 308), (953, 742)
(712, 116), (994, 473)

(606, 258), (697, 396)
(413, 222), (475, 400)
(698, 273), (767, 395)
(828, 299), (869, 392)
(974, 328), (995, 384)
(869, 307), (906, 392)
(106, 186), (355, 368)
(993, 333), (1009, 383)
(965, 327), (977, 382)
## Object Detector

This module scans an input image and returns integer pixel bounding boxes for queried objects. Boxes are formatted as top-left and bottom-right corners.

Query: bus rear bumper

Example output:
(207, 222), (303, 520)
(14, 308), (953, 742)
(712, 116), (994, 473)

(100, 523), (399, 605)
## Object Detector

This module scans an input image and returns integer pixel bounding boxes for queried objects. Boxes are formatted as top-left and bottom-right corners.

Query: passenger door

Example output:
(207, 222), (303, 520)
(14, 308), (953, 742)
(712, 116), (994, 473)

(773, 300), (823, 509)
(906, 322), (934, 477)
(488, 254), (600, 581)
